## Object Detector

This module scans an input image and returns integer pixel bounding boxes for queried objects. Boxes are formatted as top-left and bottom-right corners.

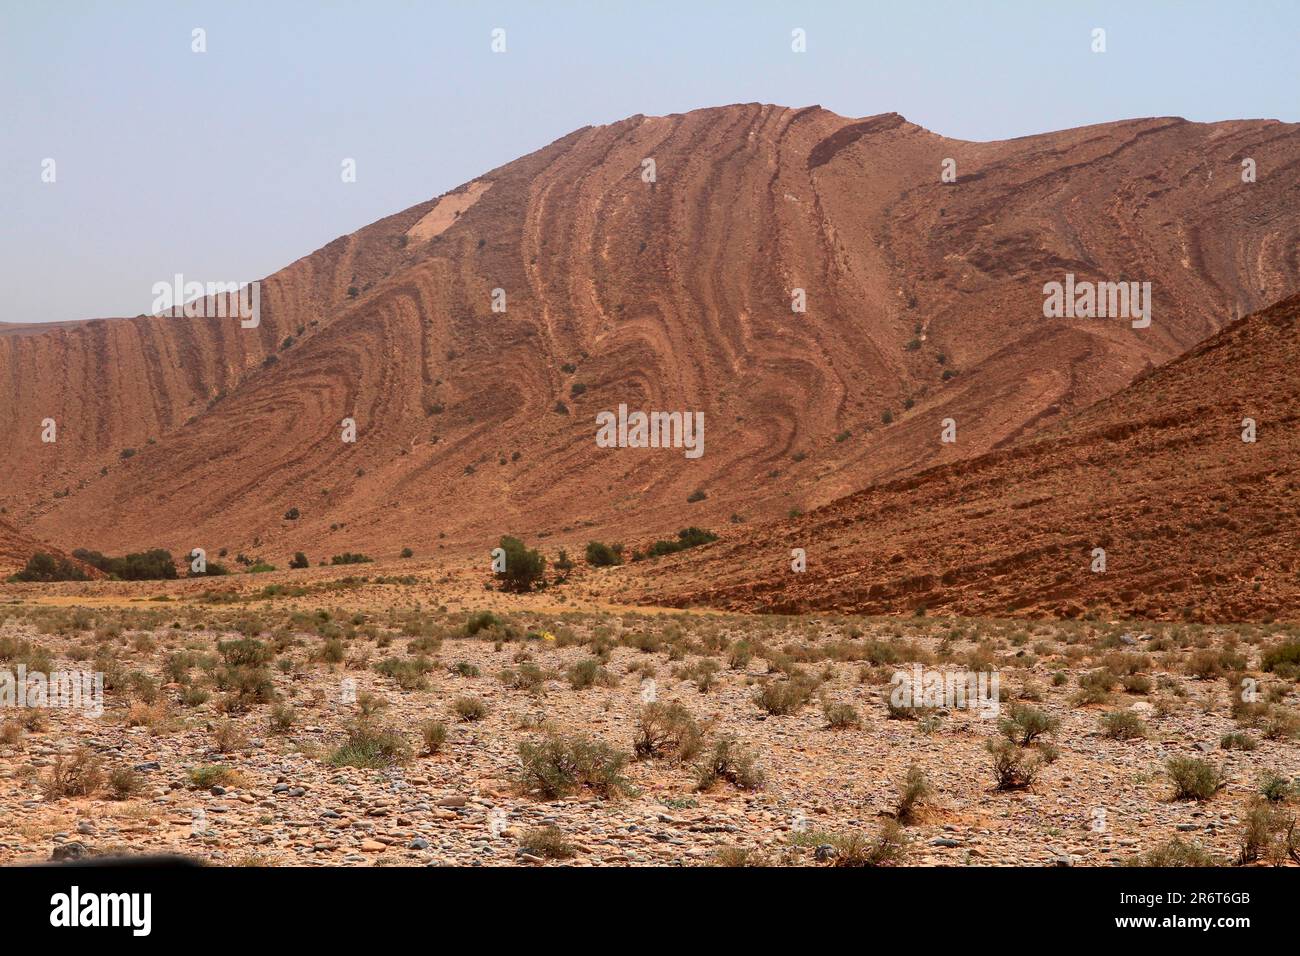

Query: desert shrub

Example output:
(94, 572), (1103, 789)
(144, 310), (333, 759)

(824, 820), (909, 867)
(43, 749), (104, 800)
(188, 764), (237, 789)
(753, 676), (814, 716)
(1237, 801), (1298, 865)
(214, 664), (276, 708)
(289, 552), (310, 569)
(1166, 756), (1226, 801)
(1187, 648), (1226, 679)
(212, 720), (249, 753)
(1122, 674), (1152, 694)
(584, 542), (624, 567)
(1101, 710), (1148, 740)
(633, 702), (703, 762)
(494, 536), (546, 593)
(356, 692), (389, 720)
(822, 700), (861, 729)
(498, 662), (547, 694)
(269, 703), (296, 734)
(462, 611), (501, 636)
(644, 527), (718, 558)
(9, 552), (90, 582)
(987, 738), (1041, 791)
(1220, 730), (1257, 751)
(453, 696), (487, 721)
(330, 552), (374, 565)
(73, 547), (176, 580)
(1261, 705), (1300, 740)
(1127, 838), (1218, 867)
(327, 723), (411, 768)
(695, 738), (764, 791)
(420, 720), (448, 754)
(519, 825), (576, 860)
(217, 638), (273, 668)
(895, 765), (932, 824)
(566, 657), (616, 690)
(374, 655), (432, 690)
(727, 641), (753, 670)
(999, 704), (1059, 746)
(709, 846), (773, 867)
(1072, 669), (1114, 705)
(181, 686), (210, 708)
(1258, 770), (1295, 802)
(883, 692), (923, 720)
(107, 766), (143, 800)
(449, 661), (480, 677)
(680, 658), (722, 692)
(1261, 640), (1300, 676)
(517, 733), (630, 799)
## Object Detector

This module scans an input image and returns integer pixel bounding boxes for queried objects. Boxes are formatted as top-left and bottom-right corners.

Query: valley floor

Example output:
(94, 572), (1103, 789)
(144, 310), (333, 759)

(0, 566), (1296, 867)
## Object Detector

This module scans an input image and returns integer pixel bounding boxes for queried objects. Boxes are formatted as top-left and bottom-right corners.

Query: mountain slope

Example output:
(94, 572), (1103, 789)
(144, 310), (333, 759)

(4, 104), (1300, 560)
(627, 293), (1300, 621)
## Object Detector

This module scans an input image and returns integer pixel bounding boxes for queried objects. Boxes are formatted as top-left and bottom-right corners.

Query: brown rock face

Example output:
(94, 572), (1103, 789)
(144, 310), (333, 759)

(629, 293), (1300, 622)
(2, 104), (1299, 561)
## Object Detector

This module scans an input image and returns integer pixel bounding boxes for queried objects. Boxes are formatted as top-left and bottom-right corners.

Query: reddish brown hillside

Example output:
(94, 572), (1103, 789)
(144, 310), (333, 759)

(627, 294), (1300, 621)
(3, 104), (1299, 561)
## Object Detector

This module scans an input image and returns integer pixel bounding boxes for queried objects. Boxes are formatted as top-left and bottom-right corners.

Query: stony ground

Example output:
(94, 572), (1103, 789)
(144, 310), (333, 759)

(0, 574), (1296, 867)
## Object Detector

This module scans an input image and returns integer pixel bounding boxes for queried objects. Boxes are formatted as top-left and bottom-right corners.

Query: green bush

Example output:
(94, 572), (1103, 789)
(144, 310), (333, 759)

(73, 547), (176, 580)
(495, 536), (546, 592)
(754, 676), (814, 716)
(566, 657), (615, 690)
(633, 702), (703, 761)
(823, 700), (861, 729)
(517, 733), (630, 799)
(1166, 757), (1226, 801)
(987, 738), (1041, 790)
(696, 738), (764, 791)
(998, 704), (1059, 745)
(330, 552), (373, 565)
(1126, 838), (1218, 867)
(643, 528), (718, 559)
(519, 826), (576, 859)
(327, 723), (411, 768)
(453, 696), (487, 721)
(9, 552), (89, 582)
(420, 720), (448, 754)
(823, 821), (908, 867)
(217, 638), (273, 668)
(1262, 640), (1300, 673)
(584, 541), (624, 567)
(1101, 710), (1148, 740)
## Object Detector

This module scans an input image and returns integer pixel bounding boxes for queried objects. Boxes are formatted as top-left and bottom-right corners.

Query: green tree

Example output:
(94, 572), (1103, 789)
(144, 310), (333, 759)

(495, 536), (545, 593)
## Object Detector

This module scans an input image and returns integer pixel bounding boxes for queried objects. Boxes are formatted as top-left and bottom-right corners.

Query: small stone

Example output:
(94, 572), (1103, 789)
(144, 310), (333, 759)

(51, 842), (88, 862)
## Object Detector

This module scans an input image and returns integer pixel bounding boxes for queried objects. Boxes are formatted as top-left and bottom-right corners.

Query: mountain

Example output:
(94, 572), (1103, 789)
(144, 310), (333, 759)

(3, 104), (1300, 561)
(626, 293), (1300, 622)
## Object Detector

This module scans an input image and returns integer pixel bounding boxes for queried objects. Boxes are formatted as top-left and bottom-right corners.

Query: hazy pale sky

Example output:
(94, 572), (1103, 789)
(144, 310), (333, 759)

(3, 0), (1297, 323)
